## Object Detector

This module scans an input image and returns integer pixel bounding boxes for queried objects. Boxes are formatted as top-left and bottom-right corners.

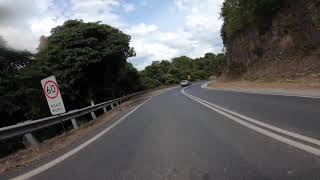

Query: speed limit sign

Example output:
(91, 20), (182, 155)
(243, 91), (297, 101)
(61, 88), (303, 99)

(41, 76), (66, 115)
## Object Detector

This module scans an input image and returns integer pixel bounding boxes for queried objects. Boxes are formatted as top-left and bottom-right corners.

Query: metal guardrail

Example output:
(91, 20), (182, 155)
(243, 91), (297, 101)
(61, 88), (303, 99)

(0, 90), (148, 141)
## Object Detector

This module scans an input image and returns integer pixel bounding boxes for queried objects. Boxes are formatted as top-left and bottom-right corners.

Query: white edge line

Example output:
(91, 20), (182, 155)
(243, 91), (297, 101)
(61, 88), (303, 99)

(11, 97), (152, 180)
(181, 88), (320, 156)
(200, 81), (214, 89)
(200, 81), (211, 89)
(201, 81), (320, 99)
(183, 89), (320, 147)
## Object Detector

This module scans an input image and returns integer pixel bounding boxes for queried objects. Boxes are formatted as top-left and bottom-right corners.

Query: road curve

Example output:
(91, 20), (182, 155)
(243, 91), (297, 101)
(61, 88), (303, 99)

(6, 83), (320, 180)
(187, 83), (320, 139)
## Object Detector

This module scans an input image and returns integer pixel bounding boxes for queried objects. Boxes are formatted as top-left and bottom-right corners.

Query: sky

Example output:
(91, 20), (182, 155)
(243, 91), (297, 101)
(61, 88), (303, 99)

(0, 0), (224, 70)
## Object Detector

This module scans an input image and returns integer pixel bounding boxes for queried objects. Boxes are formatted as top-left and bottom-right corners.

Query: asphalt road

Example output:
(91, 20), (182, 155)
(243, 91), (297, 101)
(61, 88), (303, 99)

(8, 83), (320, 180)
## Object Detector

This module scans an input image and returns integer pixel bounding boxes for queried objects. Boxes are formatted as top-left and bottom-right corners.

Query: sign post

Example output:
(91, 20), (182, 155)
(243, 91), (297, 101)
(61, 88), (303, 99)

(41, 76), (66, 132)
(41, 76), (66, 115)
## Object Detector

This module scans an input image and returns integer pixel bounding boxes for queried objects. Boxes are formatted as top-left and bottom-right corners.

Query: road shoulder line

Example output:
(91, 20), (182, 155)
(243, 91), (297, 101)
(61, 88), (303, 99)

(182, 87), (320, 156)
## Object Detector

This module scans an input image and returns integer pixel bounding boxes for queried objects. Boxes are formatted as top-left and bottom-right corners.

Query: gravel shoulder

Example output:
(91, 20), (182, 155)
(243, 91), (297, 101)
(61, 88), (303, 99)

(207, 81), (320, 98)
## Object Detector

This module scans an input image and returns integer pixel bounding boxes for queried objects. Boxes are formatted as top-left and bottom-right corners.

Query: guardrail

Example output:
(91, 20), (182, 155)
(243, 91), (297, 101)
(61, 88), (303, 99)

(0, 90), (148, 143)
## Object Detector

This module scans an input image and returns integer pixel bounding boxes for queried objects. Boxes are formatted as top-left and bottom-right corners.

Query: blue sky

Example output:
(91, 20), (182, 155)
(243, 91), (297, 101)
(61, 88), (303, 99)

(0, 0), (224, 70)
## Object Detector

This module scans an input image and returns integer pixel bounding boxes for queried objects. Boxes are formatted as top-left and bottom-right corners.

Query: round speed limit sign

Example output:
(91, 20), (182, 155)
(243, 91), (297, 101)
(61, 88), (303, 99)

(41, 76), (66, 115)
(43, 80), (60, 99)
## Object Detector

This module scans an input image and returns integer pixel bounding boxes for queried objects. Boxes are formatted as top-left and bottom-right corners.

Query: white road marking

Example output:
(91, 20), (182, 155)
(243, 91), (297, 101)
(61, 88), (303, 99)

(183, 88), (320, 147)
(201, 82), (320, 99)
(181, 88), (320, 156)
(201, 82), (210, 89)
(11, 86), (176, 180)
(200, 81), (211, 89)
(11, 98), (152, 180)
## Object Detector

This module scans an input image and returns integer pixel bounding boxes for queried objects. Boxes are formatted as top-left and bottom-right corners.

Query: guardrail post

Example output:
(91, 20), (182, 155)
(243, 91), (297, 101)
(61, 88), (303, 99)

(110, 104), (114, 109)
(71, 118), (79, 129)
(103, 107), (107, 113)
(91, 111), (97, 120)
(90, 100), (97, 120)
(23, 133), (40, 149)
(122, 95), (126, 103)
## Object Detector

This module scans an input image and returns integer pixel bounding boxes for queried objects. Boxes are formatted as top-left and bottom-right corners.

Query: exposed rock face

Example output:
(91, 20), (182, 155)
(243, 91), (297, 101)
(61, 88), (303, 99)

(225, 0), (320, 81)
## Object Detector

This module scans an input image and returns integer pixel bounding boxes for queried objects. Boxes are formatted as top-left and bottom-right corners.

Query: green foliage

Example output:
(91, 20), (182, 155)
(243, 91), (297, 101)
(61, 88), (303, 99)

(221, 0), (283, 42)
(115, 62), (143, 95)
(163, 74), (179, 84)
(0, 19), (224, 129)
(0, 40), (35, 126)
(37, 19), (136, 109)
(0, 19), (225, 156)
(0, 19), (140, 128)
(140, 76), (161, 89)
(140, 53), (225, 87)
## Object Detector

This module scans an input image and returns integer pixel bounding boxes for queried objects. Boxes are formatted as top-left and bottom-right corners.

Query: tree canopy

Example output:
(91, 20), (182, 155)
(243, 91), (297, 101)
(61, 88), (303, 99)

(37, 20), (136, 108)
(140, 53), (225, 89)
(221, 0), (283, 43)
(0, 20), (139, 128)
(0, 19), (225, 129)
(0, 39), (34, 126)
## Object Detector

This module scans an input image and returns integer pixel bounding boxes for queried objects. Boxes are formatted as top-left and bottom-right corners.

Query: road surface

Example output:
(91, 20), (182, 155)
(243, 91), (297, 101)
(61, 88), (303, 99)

(6, 82), (320, 180)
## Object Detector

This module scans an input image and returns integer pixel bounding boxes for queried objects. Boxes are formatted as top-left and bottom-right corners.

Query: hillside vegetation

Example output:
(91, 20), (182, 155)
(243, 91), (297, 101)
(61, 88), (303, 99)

(0, 20), (225, 129)
(0, 20), (140, 128)
(221, 0), (283, 42)
(220, 0), (320, 82)
(140, 53), (225, 89)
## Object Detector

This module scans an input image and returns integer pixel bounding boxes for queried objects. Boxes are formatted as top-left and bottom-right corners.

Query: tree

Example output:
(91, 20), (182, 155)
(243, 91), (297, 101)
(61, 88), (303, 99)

(37, 36), (48, 51)
(140, 76), (161, 89)
(221, 0), (283, 43)
(1, 20), (141, 128)
(139, 53), (225, 88)
(0, 38), (34, 127)
(37, 19), (136, 109)
(171, 56), (193, 80)
(163, 74), (179, 84)
(115, 62), (143, 95)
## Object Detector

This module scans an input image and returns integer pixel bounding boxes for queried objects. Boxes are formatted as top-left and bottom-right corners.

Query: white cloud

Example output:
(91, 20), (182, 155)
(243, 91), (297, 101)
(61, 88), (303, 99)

(128, 0), (224, 70)
(33, 0), (54, 12)
(122, 3), (135, 13)
(0, 0), (224, 70)
(127, 23), (158, 36)
(70, 0), (118, 14)
(174, 0), (188, 10)
(130, 42), (179, 70)
(70, 0), (127, 28)
(30, 17), (67, 36)
(0, 26), (37, 50)
(0, 0), (60, 51)
(0, 0), (125, 51)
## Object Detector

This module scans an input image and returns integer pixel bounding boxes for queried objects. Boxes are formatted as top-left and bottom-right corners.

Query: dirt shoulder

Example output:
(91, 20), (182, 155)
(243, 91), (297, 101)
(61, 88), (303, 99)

(0, 87), (175, 175)
(207, 81), (320, 97)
